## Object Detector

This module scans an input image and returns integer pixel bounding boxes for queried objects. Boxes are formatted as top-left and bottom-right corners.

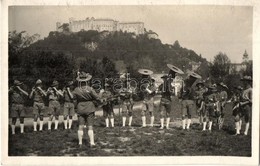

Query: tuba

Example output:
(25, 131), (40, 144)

(166, 64), (184, 94)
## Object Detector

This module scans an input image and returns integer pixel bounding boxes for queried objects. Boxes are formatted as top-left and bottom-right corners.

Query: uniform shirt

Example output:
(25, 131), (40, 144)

(47, 88), (62, 101)
(181, 85), (195, 100)
(159, 79), (174, 101)
(195, 88), (207, 100)
(33, 89), (45, 103)
(204, 92), (217, 107)
(9, 88), (26, 104)
(143, 83), (157, 100)
(217, 91), (228, 102)
(242, 87), (252, 103)
(73, 86), (100, 102)
(63, 88), (74, 102)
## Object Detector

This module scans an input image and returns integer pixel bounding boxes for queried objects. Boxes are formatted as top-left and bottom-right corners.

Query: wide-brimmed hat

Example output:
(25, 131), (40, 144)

(66, 81), (74, 86)
(208, 84), (218, 92)
(14, 80), (23, 86)
(218, 82), (228, 89)
(167, 64), (184, 75)
(189, 72), (202, 79)
(234, 85), (243, 91)
(196, 81), (204, 87)
(138, 69), (153, 76)
(161, 75), (168, 79)
(51, 80), (59, 87)
(35, 79), (42, 85)
(76, 71), (92, 82)
(241, 76), (252, 82)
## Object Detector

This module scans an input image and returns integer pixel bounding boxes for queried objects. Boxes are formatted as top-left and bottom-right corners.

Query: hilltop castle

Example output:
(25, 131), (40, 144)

(56, 17), (145, 35)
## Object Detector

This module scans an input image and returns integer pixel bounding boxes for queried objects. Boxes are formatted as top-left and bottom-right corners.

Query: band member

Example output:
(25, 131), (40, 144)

(29, 79), (47, 132)
(232, 86), (243, 135)
(138, 69), (156, 127)
(203, 85), (218, 131)
(194, 81), (207, 125)
(240, 76), (252, 135)
(9, 80), (29, 134)
(73, 72), (101, 147)
(120, 83), (134, 127)
(102, 83), (115, 128)
(181, 71), (201, 130)
(63, 81), (75, 130)
(47, 80), (63, 130)
(158, 64), (184, 129)
(216, 82), (228, 118)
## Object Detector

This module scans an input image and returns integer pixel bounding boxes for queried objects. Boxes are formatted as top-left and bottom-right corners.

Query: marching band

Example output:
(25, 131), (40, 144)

(9, 64), (253, 147)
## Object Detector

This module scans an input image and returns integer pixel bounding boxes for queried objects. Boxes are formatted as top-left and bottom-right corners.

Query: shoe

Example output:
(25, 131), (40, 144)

(90, 144), (96, 149)
(160, 126), (164, 130)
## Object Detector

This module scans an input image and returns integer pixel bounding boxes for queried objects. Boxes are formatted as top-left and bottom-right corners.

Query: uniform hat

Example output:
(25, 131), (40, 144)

(167, 64), (184, 75)
(241, 76), (252, 82)
(76, 71), (92, 82)
(218, 82), (228, 89)
(188, 72), (202, 79)
(161, 75), (168, 79)
(234, 85), (243, 91)
(138, 69), (153, 76)
(196, 81), (204, 87)
(35, 79), (42, 85)
(14, 80), (23, 86)
(208, 84), (218, 92)
(66, 81), (74, 86)
(51, 80), (59, 87)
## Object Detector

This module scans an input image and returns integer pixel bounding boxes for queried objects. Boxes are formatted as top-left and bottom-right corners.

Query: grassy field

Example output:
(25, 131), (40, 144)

(8, 97), (251, 156)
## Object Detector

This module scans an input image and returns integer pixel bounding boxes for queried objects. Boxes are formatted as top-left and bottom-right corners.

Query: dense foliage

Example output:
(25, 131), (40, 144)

(9, 30), (208, 87)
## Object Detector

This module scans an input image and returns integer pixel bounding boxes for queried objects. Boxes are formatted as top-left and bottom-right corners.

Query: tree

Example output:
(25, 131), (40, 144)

(209, 52), (231, 82)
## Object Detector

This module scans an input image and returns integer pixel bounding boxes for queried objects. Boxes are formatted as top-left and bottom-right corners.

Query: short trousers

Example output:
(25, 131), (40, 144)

(63, 102), (75, 116)
(10, 104), (25, 118)
(122, 101), (133, 114)
(48, 100), (61, 116)
(77, 101), (96, 114)
(78, 112), (95, 126)
(181, 100), (194, 116)
(159, 98), (172, 114)
(102, 103), (114, 117)
(33, 102), (45, 116)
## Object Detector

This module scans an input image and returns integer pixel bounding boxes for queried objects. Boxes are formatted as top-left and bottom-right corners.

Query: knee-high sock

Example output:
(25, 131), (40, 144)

(122, 117), (126, 127)
(239, 120), (242, 131)
(20, 124), (24, 133)
(39, 121), (43, 131)
(11, 125), (15, 134)
(182, 119), (186, 129)
(33, 122), (37, 131)
(78, 130), (83, 145)
(129, 116), (133, 126)
(160, 118), (164, 128)
(208, 121), (213, 131)
(202, 122), (206, 131)
(88, 129), (95, 145)
(105, 118), (109, 127)
(64, 120), (68, 129)
(150, 116), (154, 127)
(54, 120), (59, 130)
(235, 122), (240, 134)
(244, 123), (249, 135)
(68, 119), (73, 129)
(48, 121), (52, 130)
(110, 118), (114, 127)
(187, 119), (191, 129)
(166, 118), (170, 129)
(142, 116), (146, 127)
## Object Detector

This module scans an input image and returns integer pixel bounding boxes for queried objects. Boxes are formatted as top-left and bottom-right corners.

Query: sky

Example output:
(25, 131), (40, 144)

(8, 5), (253, 63)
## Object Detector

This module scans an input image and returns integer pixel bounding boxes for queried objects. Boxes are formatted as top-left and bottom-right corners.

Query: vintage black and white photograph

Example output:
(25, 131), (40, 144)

(2, 1), (260, 165)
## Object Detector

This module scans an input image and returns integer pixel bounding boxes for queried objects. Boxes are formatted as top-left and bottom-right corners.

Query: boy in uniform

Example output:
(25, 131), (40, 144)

(47, 80), (63, 130)
(73, 72), (101, 147)
(63, 81), (75, 130)
(102, 83), (115, 128)
(29, 79), (47, 132)
(9, 80), (28, 134)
